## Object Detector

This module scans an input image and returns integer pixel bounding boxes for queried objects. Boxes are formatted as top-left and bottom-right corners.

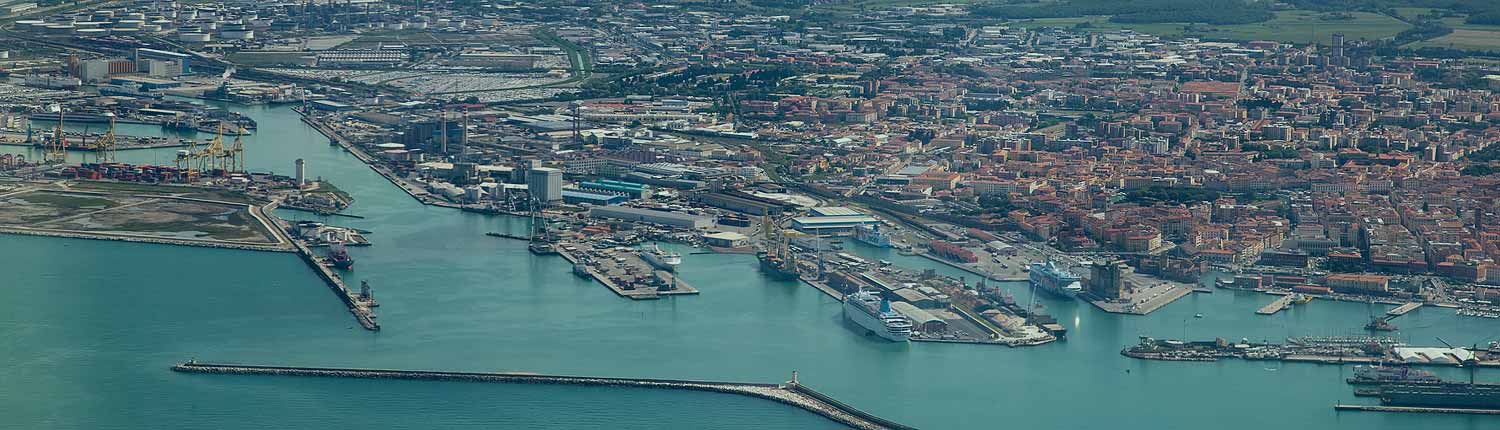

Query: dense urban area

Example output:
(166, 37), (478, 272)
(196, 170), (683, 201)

(6, 0), (1500, 425)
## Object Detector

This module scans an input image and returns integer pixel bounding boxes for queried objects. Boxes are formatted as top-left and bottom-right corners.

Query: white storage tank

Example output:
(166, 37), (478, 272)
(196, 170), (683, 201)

(179, 32), (211, 42)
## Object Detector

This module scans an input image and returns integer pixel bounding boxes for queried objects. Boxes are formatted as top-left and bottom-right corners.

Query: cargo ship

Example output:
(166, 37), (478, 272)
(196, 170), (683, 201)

(842, 289), (912, 342)
(1347, 364), (1441, 385)
(1029, 259), (1082, 298)
(853, 224), (892, 248)
(640, 244), (682, 272)
(758, 250), (800, 281)
(327, 242), (354, 270)
(1379, 382), (1500, 409)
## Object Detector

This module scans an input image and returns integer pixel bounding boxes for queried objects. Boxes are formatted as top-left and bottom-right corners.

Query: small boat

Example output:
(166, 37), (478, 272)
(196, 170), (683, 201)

(1194, 313), (1204, 318)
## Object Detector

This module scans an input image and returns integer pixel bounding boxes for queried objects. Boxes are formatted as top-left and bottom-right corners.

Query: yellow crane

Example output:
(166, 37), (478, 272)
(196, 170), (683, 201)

(194, 123), (225, 173)
(92, 113), (117, 164)
(45, 105), (67, 164)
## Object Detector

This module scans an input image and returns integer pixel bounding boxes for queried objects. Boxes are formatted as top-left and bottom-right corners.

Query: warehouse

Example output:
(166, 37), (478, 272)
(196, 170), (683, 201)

(589, 206), (713, 229)
(563, 190), (627, 206)
(791, 215), (879, 235)
(890, 301), (947, 333)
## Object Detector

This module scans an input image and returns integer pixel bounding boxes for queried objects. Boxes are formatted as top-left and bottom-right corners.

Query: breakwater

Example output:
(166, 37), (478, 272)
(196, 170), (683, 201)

(171, 362), (915, 430)
(0, 226), (294, 253)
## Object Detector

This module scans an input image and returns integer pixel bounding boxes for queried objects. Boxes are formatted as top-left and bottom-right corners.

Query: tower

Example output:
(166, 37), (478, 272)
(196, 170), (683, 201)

(295, 158), (306, 186)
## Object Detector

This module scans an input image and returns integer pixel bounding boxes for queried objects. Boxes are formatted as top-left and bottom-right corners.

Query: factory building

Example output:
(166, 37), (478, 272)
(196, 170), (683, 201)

(589, 206), (713, 229)
(133, 48), (191, 76)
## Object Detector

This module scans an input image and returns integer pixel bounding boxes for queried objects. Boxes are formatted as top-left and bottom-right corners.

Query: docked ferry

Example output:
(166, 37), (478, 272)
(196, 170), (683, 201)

(1029, 259), (1082, 298)
(842, 290), (913, 342)
(853, 224), (892, 248)
(1348, 364), (1442, 385)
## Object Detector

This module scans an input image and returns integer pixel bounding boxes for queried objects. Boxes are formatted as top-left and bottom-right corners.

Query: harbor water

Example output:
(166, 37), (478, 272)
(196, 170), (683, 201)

(4, 103), (1500, 429)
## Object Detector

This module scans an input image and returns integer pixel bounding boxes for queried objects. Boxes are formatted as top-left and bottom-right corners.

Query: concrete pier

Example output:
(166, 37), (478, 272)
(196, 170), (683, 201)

(1387, 302), (1422, 317)
(291, 239), (379, 331)
(1257, 295), (1297, 315)
(171, 362), (916, 430)
(558, 247), (699, 300)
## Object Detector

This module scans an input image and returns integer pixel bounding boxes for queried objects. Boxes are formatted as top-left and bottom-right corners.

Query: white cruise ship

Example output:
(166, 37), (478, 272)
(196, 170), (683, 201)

(843, 290), (913, 342)
(640, 244), (682, 272)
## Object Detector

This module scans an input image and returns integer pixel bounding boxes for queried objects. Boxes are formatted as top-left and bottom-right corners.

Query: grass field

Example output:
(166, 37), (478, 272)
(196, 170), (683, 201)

(1008, 11), (1410, 44)
(1409, 29), (1500, 51)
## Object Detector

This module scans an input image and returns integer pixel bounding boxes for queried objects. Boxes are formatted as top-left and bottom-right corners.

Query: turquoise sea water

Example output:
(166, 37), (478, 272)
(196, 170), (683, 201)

(4, 103), (1500, 429)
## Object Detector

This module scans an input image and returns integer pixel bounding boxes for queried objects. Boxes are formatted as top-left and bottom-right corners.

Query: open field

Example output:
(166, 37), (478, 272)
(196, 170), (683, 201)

(0, 186), (283, 247)
(1409, 29), (1500, 52)
(1009, 11), (1410, 44)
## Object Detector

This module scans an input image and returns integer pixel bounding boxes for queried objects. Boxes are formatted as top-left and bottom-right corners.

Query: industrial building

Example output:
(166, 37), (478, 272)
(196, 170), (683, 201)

(589, 206), (713, 229)
(790, 207), (879, 235)
(578, 179), (649, 199)
(701, 231), (750, 248)
(562, 189), (626, 206)
(526, 167), (563, 203)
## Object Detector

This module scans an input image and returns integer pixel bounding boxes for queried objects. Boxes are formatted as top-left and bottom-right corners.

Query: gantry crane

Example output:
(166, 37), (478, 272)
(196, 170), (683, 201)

(45, 105), (67, 164)
(92, 113), (117, 164)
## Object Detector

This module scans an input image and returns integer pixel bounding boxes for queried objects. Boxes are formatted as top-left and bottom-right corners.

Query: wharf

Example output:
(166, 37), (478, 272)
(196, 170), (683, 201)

(1088, 284), (1195, 315)
(291, 239), (379, 331)
(558, 247), (699, 300)
(800, 278), (846, 301)
(1388, 302), (1423, 317)
(917, 252), (1027, 282)
(1257, 294), (1297, 315)
(485, 232), (530, 241)
(171, 362), (916, 430)
(1334, 404), (1500, 415)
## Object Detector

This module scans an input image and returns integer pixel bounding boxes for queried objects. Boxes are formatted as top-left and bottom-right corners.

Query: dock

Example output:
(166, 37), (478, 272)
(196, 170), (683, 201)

(171, 362), (917, 430)
(1257, 295), (1297, 315)
(558, 247), (699, 300)
(1334, 404), (1500, 415)
(291, 239), (379, 331)
(1387, 302), (1423, 317)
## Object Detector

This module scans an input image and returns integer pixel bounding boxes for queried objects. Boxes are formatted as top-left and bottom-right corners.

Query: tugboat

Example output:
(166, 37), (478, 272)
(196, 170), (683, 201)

(327, 241), (354, 270)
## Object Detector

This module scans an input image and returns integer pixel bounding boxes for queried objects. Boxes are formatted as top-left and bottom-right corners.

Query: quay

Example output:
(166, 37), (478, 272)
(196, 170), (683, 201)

(485, 231), (530, 241)
(1387, 302), (1423, 317)
(290, 239), (379, 331)
(1334, 404), (1500, 415)
(558, 246), (699, 300)
(1257, 294), (1297, 315)
(170, 362), (916, 430)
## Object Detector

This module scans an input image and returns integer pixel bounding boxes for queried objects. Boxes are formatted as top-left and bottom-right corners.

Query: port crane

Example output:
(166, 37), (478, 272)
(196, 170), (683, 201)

(91, 112), (117, 164)
(43, 104), (67, 164)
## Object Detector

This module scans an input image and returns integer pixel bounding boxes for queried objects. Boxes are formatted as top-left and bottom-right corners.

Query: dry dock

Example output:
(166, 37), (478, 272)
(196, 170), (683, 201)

(171, 362), (916, 430)
(1257, 295), (1296, 315)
